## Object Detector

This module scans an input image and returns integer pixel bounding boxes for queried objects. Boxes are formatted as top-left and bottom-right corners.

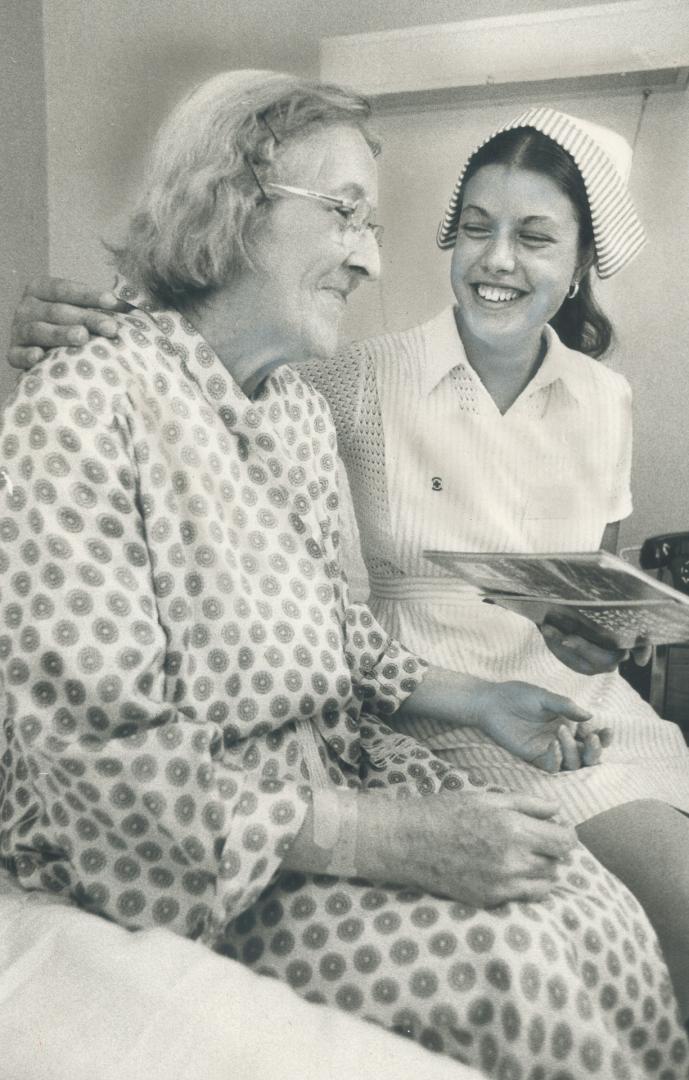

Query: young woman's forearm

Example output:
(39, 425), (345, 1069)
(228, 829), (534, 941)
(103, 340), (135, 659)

(396, 665), (489, 726)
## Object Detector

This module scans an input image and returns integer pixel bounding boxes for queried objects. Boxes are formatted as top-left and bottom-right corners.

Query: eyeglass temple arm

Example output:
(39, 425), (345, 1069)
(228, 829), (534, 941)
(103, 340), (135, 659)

(264, 182), (352, 209)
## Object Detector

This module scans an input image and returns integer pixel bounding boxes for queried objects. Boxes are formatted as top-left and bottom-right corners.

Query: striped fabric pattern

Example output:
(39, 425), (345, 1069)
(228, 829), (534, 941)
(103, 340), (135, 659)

(307, 311), (689, 826)
(437, 106), (647, 279)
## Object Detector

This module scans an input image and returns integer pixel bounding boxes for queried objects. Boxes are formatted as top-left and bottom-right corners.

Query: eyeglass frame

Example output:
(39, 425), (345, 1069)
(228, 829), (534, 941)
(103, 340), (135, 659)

(246, 161), (383, 247)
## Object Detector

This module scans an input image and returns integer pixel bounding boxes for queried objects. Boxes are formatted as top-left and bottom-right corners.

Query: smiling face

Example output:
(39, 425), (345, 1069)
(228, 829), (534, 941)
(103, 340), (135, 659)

(451, 163), (588, 355)
(244, 124), (380, 371)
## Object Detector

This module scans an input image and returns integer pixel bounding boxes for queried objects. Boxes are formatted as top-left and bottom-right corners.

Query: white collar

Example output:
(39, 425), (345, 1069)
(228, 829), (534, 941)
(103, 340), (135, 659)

(418, 307), (469, 396)
(420, 308), (587, 403)
(526, 326), (588, 404)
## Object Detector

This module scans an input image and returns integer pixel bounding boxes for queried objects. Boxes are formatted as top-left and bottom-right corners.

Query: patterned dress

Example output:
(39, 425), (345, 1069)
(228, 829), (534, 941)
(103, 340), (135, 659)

(0, 283), (686, 1078)
(307, 309), (689, 825)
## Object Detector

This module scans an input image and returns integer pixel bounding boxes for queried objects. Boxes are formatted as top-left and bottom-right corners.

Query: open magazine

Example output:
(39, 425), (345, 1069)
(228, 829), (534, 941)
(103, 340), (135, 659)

(423, 549), (689, 650)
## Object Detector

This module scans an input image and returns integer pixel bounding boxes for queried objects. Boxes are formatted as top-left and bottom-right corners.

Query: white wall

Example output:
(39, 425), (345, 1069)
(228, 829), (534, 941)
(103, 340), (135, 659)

(41, 0), (600, 286)
(38, 0), (689, 550)
(0, 0), (49, 402)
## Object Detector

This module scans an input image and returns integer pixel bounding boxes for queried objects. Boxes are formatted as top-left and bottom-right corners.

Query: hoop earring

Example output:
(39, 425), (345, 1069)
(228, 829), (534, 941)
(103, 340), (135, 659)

(567, 280), (579, 300)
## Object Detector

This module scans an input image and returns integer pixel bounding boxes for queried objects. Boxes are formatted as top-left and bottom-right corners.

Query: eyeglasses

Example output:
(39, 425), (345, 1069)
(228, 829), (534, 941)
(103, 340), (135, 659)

(264, 182), (384, 247)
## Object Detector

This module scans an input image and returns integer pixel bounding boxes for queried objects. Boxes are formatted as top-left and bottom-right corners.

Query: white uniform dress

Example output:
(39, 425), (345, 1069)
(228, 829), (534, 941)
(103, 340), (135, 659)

(306, 307), (689, 825)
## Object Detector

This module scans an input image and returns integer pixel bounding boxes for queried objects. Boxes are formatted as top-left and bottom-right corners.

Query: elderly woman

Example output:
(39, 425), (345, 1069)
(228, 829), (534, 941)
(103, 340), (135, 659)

(1, 71), (687, 1077)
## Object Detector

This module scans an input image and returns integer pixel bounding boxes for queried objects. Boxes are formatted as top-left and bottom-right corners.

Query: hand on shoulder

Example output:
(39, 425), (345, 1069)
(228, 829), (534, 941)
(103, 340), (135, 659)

(8, 276), (127, 370)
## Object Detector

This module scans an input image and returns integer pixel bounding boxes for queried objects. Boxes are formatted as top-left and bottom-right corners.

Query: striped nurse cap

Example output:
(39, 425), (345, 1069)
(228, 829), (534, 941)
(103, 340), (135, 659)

(437, 106), (647, 279)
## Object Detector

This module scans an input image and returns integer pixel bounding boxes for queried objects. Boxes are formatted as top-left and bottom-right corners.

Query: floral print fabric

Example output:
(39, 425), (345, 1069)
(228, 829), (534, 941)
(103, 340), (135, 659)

(0, 282), (686, 1077)
(0, 281), (426, 940)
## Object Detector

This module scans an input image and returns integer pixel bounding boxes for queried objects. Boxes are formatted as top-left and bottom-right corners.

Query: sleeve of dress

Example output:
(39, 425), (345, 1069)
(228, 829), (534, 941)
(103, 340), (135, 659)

(0, 354), (310, 938)
(608, 373), (633, 523)
(341, 597), (429, 718)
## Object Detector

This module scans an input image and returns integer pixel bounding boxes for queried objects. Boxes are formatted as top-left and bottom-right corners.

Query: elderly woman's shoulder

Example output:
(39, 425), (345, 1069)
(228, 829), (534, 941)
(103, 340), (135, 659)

(34, 311), (172, 390)
(2, 309), (177, 432)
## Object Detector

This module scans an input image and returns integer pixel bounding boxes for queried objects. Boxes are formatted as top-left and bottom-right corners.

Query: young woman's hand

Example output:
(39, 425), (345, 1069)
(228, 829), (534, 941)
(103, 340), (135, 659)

(8, 276), (125, 370)
(468, 679), (608, 772)
(399, 667), (607, 773)
(539, 622), (653, 675)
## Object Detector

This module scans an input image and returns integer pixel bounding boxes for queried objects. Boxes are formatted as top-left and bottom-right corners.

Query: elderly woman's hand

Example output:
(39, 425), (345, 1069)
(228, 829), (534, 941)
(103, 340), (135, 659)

(383, 790), (576, 907)
(539, 621), (653, 675)
(8, 276), (125, 370)
(285, 788), (576, 908)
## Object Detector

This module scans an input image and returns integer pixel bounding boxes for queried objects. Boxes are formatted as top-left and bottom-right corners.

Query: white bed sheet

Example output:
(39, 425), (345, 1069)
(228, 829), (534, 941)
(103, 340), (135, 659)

(0, 870), (482, 1080)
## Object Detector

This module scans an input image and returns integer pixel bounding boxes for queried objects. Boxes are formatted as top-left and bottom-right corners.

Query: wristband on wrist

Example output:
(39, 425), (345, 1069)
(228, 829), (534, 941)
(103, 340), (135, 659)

(314, 786), (359, 879)
(297, 717), (360, 879)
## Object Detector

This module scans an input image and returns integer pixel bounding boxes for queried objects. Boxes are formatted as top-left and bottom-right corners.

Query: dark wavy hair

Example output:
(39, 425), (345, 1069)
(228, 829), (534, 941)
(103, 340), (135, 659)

(461, 128), (613, 358)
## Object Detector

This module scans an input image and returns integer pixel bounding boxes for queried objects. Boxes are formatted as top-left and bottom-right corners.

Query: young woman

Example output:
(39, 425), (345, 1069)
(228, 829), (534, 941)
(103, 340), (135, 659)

(308, 107), (689, 1017)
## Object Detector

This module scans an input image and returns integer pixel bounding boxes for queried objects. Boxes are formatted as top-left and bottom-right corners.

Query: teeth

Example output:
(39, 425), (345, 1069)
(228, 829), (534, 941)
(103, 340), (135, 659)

(476, 284), (520, 302)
